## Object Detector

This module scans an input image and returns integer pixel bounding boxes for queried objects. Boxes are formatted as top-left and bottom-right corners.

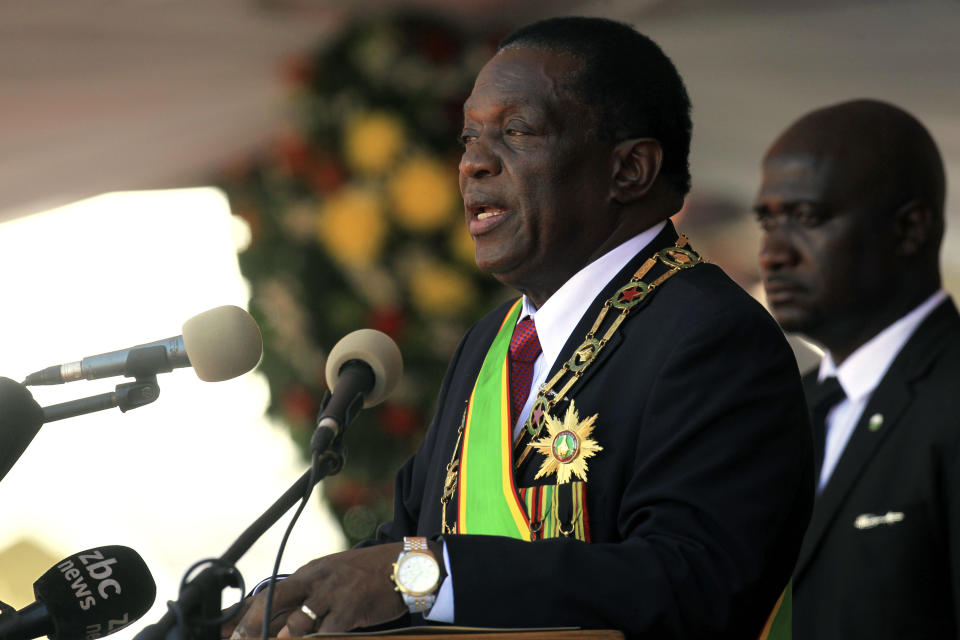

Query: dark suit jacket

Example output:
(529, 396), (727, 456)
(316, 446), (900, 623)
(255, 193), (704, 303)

(376, 222), (814, 638)
(794, 298), (960, 639)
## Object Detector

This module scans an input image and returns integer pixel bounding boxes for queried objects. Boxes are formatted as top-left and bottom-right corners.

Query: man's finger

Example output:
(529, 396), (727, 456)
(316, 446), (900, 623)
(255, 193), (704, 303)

(229, 581), (304, 639)
(231, 605), (297, 639)
(276, 600), (327, 638)
(219, 597), (253, 638)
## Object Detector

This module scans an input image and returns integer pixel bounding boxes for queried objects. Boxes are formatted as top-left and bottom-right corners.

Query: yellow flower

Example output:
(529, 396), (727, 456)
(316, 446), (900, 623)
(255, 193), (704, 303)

(388, 156), (457, 232)
(344, 112), (406, 175)
(409, 259), (472, 316)
(316, 188), (386, 266)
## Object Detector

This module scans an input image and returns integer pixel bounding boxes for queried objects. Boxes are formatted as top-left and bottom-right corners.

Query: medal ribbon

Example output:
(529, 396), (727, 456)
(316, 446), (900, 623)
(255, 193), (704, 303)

(456, 299), (531, 540)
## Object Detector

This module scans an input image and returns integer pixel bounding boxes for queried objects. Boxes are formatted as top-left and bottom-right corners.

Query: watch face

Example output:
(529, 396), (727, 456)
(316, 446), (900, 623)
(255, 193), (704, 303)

(396, 551), (440, 596)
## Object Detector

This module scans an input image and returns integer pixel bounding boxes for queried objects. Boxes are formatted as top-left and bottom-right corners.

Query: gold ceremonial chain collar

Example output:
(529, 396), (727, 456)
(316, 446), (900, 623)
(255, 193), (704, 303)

(514, 236), (701, 468)
(440, 235), (702, 533)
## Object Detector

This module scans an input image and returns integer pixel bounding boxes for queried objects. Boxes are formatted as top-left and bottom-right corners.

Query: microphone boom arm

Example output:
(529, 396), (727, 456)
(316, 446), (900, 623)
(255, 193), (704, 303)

(133, 445), (346, 640)
(41, 377), (161, 423)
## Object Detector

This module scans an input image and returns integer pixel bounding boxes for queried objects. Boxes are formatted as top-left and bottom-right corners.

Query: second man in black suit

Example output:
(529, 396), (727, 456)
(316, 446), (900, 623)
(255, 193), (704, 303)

(755, 99), (960, 638)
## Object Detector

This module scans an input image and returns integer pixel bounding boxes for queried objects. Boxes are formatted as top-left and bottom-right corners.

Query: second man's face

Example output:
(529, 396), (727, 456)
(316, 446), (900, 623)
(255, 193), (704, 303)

(458, 46), (616, 304)
(753, 144), (898, 347)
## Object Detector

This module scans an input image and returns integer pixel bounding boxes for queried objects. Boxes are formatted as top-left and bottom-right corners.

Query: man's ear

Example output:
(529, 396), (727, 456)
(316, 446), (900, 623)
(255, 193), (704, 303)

(894, 200), (932, 256)
(611, 138), (662, 204)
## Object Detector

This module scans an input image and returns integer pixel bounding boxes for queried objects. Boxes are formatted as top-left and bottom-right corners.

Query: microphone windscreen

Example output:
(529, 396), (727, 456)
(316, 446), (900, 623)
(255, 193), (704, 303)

(181, 305), (263, 382)
(0, 377), (44, 480)
(325, 329), (403, 407)
(33, 545), (156, 640)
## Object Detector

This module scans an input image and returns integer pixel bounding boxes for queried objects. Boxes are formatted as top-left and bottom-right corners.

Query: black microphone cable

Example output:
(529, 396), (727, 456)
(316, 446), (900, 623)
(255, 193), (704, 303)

(258, 444), (330, 640)
(253, 329), (398, 638)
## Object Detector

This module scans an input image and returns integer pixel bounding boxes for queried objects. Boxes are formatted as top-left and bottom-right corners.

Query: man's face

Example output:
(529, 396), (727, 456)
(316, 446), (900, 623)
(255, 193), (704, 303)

(459, 46), (615, 304)
(754, 145), (898, 346)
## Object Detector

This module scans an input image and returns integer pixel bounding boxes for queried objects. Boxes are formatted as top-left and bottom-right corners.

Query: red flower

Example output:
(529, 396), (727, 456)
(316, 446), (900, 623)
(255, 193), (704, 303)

(366, 306), (405, 339)
(282, 385), (319, 425)
(309, 157), (346, 195)
(379, 403), (421, 439)
(272, 130), (313, 176)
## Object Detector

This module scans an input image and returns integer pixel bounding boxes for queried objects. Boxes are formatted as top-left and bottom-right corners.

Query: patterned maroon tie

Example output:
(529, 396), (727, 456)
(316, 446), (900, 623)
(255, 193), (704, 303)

(508, 316), (543, 426)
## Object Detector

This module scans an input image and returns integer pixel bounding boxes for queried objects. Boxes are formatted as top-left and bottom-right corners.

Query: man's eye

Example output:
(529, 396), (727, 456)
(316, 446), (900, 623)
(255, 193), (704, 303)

(458, 132), (476, 145)
(794, 207), (825, 227)
(755, 214), (775, 232)
(505, 128), (526, 136)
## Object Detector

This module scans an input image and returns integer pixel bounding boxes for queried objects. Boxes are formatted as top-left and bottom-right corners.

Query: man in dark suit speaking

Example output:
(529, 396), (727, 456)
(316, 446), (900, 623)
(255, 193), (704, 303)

(225, 17), (813, 639)
(754, 99), (959, 638)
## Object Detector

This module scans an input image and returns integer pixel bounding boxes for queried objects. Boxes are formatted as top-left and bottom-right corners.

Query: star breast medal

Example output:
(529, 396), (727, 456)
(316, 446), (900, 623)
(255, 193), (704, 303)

(532, 400), (602, 484)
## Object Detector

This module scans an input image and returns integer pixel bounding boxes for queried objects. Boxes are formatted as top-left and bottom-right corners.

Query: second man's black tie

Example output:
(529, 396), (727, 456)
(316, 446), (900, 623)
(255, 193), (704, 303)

(810, 376), (846, 489)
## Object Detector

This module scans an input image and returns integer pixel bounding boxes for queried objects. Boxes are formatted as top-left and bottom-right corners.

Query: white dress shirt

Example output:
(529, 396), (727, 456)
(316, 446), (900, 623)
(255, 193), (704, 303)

(511, 220), (668, 437)
(426, 220), (668, 622)
(816, 289), (948, 491)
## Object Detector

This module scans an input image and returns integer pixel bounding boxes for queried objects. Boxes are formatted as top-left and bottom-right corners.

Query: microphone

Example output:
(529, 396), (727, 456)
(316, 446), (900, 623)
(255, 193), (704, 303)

(0, 545), (156, 640)
(0, 378), (44, 482)
(23, 305), (262, 386)
(312, 329), (403, 452)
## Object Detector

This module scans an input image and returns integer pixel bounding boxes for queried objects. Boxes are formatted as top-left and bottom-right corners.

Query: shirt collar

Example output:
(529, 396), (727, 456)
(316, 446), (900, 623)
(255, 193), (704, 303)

(818, 289), (948, 401)
(519, 220), (668, 371)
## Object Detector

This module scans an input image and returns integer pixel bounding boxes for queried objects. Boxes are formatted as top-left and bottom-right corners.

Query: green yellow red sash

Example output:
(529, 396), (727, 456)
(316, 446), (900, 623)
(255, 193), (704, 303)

(456, 299), (531, 540)
(759, 583), (791, 640)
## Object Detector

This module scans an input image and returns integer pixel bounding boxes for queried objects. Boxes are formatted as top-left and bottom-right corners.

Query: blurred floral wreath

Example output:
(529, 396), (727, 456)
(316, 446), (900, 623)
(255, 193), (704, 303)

(217, 13), (508, 545)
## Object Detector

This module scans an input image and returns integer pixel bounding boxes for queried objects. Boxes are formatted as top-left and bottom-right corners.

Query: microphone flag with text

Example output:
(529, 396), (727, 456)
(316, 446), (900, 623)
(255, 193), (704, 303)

(0, 545), (156, 640)
(23, 305), (262, 386)
(0, 378), (44, 482)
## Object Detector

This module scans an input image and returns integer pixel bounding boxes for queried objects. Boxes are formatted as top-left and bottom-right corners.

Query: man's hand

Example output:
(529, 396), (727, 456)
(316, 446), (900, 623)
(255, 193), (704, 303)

(222, 543), (410, 638)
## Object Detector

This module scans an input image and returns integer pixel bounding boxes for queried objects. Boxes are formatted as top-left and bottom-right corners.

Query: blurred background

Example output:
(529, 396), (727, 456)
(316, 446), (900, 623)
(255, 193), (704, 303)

(0, 1), (957, 638)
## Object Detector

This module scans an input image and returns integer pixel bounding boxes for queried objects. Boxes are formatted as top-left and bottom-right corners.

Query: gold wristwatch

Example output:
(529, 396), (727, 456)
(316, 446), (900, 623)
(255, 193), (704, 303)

(391, 536), (441, 613)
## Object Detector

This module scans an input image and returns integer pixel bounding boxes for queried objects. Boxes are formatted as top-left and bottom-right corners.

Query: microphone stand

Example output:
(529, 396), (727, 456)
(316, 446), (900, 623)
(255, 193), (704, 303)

(37, 345), (184, 422)
(134, 377), (368, 640)
(41, 376), (161, 422)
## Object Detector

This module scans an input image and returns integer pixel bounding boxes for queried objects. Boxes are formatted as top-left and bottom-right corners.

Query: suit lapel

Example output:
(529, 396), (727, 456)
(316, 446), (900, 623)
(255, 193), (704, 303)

(793, 368), (911, 578)
(794, 299), (960, 579)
